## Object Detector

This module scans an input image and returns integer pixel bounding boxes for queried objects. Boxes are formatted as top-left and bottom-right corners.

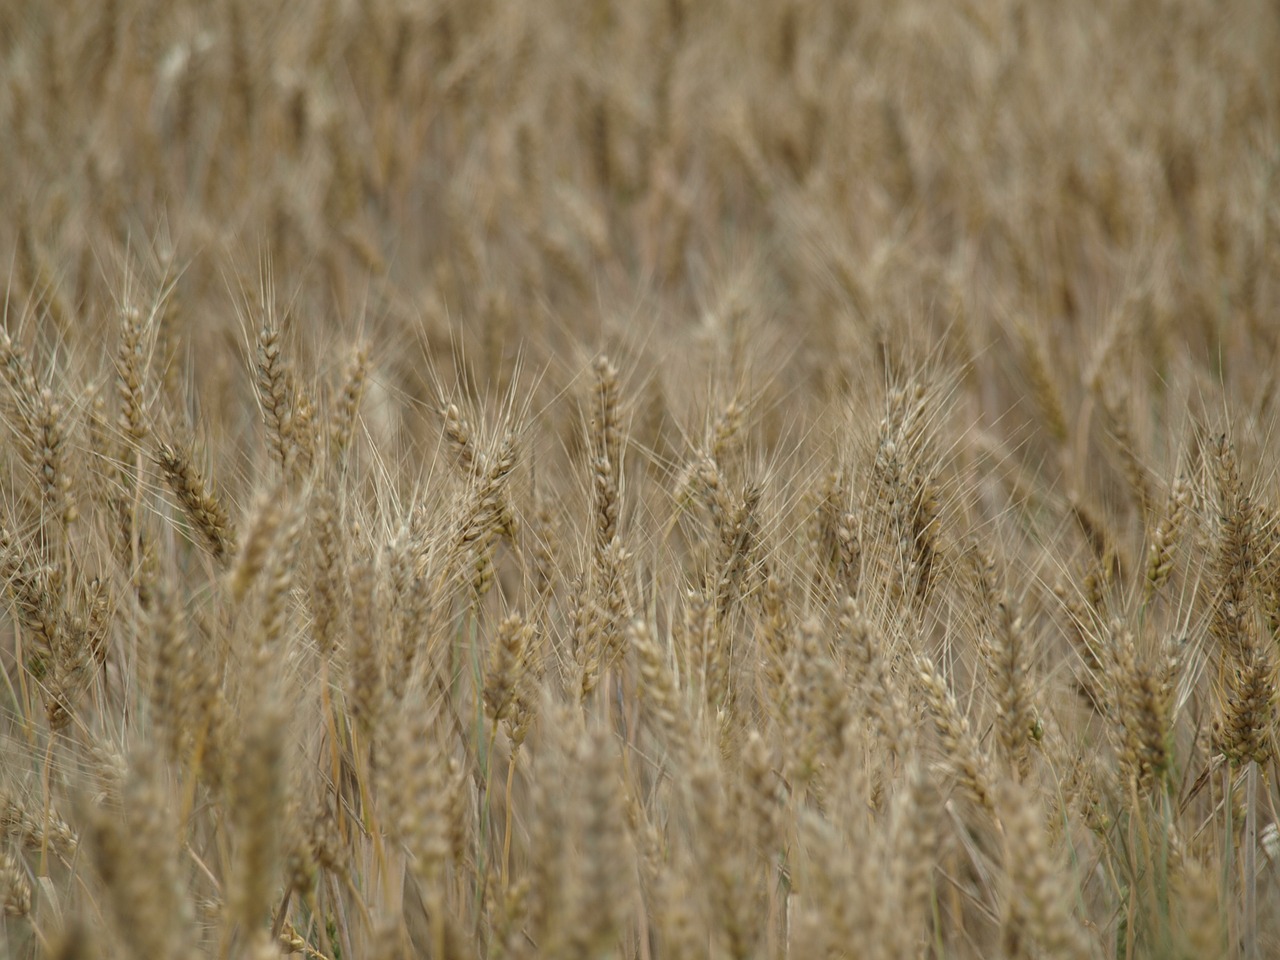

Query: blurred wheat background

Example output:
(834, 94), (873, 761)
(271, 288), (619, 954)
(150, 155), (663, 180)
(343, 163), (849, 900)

(0, 0), (1278, 957)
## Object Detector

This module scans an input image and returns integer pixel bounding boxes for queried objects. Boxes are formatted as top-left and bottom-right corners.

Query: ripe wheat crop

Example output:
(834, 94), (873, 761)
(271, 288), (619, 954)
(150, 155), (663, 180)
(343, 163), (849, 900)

(1, 1), (1279, 957)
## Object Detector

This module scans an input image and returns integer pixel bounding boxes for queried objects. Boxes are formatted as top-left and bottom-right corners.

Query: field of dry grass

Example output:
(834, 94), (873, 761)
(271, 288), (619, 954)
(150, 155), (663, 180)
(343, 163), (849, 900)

(1, 0), (1279, 957)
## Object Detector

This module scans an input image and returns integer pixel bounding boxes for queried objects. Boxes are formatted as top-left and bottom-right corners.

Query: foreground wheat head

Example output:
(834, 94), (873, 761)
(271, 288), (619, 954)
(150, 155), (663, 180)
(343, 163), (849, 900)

(1, 0), (1279, 958)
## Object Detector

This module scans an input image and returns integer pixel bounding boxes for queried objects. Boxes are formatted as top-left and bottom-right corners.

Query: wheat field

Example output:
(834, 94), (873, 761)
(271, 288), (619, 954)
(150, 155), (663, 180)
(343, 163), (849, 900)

(0, 0), (1278, 957)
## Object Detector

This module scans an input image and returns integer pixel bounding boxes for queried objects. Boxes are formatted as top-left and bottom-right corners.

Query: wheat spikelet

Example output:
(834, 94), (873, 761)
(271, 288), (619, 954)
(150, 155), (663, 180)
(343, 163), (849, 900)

(454, 432), (518, 601)
(306, 484), (345, 660)
(1144, 472), (1190, 602)
(116, 303), (150, 448)
(85, 756), (187, 960)
(972, 549), (1039, 780)
(916, 654), (995, 813)
(329, 341), (369, 466)
(629, 618), (693, 765)
(1212, 650), (1276, 766)
(997, 781), (1091, 960)
(689, 755), (761, 959)
(228, 695), (288, 947)
(1107, 625), (1176, 795)
(34, 386), (78, 532)
(787, 617), (848, 788)
(229, 487), (285, 602)
(738, 728), (787, 858)
(0, 790), (78, 861)
(156, 441), (237, 562)
(715, 482), (760, 623)
(885, 764), (939, 957)
(841, 599), (911, 757)
(441, 401), (477, 475)
(0, 526), (62, 656)
(484, 612), (531, 723)
(560, 725), (631, 960)
(149, 580), (193, 764)
(1097, 383), (1153, 520)
(254, 316), (313, 479)
(1015, 318), (1070, 446)
(346, 550), (385, 735)
(1210, 434), (1256, 662)
(0, 851), (30, 918)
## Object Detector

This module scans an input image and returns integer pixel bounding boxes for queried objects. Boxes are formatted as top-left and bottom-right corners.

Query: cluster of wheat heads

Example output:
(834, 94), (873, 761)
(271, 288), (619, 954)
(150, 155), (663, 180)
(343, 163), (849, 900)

(1, 0), (1280, 958)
